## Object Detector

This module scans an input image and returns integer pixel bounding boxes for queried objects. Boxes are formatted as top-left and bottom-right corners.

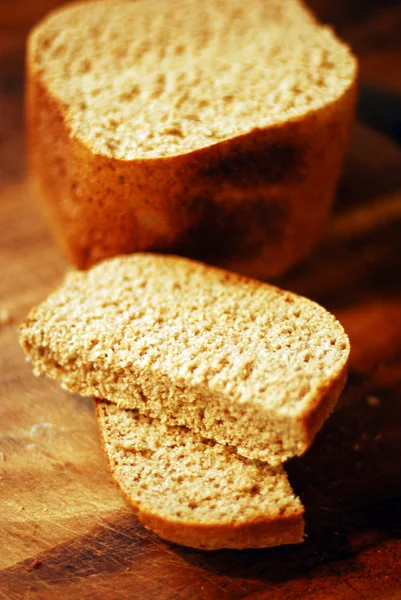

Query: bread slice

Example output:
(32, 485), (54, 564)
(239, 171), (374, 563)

(19, 254), (349, 465)
(27, 0), (357, 279)
(96, 400), (304, 550)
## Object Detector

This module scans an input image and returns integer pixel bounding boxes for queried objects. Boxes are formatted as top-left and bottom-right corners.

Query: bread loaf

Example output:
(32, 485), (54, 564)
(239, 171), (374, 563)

(19, 254), (349, 465)
(96, 400), (304, 550)
(27, 0), (357, 279)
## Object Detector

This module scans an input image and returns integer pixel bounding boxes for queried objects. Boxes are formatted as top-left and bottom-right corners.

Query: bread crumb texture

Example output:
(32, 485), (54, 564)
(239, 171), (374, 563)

(19, 254), (350, 464)
(97, 400), (304, 549)
(29, 0), (356, 159)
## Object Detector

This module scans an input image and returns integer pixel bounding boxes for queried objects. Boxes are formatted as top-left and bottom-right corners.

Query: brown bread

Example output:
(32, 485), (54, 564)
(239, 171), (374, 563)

(27, 0), (357, 278)
(96, 400), (304, 550)
(19, 254), (350, 465)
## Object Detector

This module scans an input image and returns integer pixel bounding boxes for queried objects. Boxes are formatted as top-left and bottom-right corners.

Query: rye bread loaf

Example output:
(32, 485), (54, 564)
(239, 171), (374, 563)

(96, 400), (304, 550)
(27, 0), (357, 279)
(19, 254), (350, 465)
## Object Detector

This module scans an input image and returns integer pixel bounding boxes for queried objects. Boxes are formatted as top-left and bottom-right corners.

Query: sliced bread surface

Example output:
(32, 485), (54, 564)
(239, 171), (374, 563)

(27, 0), (357, 277)
(96, 400), (304, 550)
(19, 254), (350, 465)
(29, 0), (355, 159)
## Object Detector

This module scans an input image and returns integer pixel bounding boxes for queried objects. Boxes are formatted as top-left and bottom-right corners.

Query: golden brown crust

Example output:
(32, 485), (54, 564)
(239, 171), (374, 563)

(26, 7), (358, 279)
(94, 401), (305, 550)
(300, 364), (349, 447)
(136, 509), (305, 550)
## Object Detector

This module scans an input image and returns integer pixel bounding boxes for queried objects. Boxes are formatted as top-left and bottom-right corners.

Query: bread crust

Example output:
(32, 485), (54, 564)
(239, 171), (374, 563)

(135, 508), (305, 551)
(299, 364), (349, 444)
(26, 3), (357, 279)
(95, 401), (305, 550)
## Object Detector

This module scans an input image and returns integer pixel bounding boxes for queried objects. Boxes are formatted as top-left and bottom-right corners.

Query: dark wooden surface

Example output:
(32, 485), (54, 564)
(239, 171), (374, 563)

(1, 2), (401, 598)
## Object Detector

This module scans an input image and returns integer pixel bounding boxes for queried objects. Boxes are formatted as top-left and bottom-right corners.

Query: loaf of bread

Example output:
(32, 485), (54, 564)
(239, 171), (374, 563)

(19, 254), (349, 465)
(96, 400), (304, 550)
(27, 0), (357, 279)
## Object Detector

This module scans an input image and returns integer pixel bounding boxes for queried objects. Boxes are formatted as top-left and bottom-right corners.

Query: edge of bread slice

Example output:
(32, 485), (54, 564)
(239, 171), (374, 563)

(19, 254), (350, 465)
(26, 0), (357, 278)
(96, 400), (304, 550)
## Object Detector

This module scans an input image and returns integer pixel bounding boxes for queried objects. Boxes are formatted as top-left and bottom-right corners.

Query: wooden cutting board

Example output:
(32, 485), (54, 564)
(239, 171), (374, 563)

(1, 2), (401, 598)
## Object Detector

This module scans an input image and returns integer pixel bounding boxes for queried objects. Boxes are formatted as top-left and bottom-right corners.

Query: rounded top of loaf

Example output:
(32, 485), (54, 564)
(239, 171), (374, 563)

(28, 0), (357, 159)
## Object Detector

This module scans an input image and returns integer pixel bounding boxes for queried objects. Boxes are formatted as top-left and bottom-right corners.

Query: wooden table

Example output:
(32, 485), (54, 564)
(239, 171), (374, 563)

(1, 2), (401, 598)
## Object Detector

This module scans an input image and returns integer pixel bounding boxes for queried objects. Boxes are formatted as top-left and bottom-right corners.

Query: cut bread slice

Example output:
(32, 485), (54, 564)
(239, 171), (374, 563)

(96, 400), (304, 550)
(27, 0), (357, 278)
(19, 254), (350, 465)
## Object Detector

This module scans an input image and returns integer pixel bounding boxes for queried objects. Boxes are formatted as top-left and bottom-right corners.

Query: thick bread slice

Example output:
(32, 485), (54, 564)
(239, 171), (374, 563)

(27, 0), (357, 279)
(19, 254), (350, 465)
(96, 400), (304, 550)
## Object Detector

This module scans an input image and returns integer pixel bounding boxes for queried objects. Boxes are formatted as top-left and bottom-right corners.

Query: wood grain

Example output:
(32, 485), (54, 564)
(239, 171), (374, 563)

(1, 1), (401, 598)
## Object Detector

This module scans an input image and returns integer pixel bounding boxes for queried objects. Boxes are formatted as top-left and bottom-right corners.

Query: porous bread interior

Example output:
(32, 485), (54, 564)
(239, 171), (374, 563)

(30, 0), (356, 159)
(19, 254), (349, 464)
(97, 401), (303, 527)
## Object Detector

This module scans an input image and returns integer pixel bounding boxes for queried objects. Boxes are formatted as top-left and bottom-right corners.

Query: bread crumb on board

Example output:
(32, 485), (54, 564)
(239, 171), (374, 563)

(365, 395), (381, 408)
(25, 559), (42, 572)
(0, 308), (13, 328)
